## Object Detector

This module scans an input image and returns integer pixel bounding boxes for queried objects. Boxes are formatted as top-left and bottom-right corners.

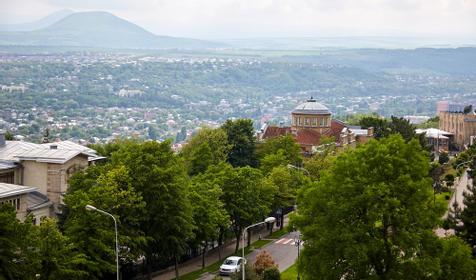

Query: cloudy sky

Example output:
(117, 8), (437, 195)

(0, 0), (475, 39)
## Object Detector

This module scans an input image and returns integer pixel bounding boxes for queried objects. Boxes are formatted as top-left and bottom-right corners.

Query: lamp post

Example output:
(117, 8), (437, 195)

(294, 232), (302, 280)
(85, 205), (119, 280)
(242, 217), (276, 280)
(287, 164), (310, 176)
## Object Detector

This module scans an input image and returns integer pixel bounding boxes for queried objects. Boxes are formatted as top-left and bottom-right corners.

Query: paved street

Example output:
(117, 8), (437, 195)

(200, 232), (300, 279)
(246, 232), (300, 272)
(446, 169), (472, 218)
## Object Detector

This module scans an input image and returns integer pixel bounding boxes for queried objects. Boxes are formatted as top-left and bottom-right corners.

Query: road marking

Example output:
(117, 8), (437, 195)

(275, 238), (287, 244)
(282, 239), (293, 244)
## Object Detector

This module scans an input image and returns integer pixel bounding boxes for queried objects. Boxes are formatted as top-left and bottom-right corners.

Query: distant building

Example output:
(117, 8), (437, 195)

(259, 97), (373, 154)
(415, 128), (453, 152)
(0, 131), (103, 217)
(404, 116), (430, 125)
(439, 108), (476, 149)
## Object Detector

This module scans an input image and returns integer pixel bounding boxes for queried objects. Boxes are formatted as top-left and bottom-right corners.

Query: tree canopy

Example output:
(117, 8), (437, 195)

(293, 135), (475, 279)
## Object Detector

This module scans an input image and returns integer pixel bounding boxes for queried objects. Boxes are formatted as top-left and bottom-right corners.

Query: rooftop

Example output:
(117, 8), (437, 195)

(292, 97), (331, 115)
(0, 182), (36, 199)
(0, 140), (100, 164)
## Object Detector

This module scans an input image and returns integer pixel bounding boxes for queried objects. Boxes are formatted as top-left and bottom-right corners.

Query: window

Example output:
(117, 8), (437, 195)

(0, 197), (20, 210)
(298, 117), (302, 126)
(305, 118), (310, 126)
(312, 118), (317, 126)
(320, 118), (324, 126)
(0, 171), (14, 184)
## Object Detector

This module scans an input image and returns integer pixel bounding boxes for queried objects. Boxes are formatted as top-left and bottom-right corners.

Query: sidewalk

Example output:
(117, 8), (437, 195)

(152, 217), (289, 280)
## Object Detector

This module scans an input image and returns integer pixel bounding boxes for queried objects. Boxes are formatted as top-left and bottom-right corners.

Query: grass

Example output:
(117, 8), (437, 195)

(268, 228), (289, 239)
(281, 264), (298, 280)
(178, 239), (273, 280)
(435, 190), (453, 216)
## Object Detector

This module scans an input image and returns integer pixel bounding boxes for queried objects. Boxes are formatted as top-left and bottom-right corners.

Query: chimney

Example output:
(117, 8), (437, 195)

(0, 130), (5, 147)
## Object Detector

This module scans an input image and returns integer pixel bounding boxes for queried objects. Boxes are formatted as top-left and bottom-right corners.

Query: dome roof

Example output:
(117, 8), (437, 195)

(292, 97), (331, 115)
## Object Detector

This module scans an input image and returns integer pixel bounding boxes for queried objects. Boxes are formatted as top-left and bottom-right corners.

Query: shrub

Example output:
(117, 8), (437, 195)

(254, 250), (278, 276)
(263, 267), (281, 280)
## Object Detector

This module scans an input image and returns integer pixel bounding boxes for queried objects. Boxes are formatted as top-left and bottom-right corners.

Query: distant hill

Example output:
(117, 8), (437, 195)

(0, 9), (74, 32)
(0, 11), (226, 49)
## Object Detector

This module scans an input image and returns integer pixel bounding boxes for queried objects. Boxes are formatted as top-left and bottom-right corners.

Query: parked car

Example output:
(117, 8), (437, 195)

(219, 256), (246, 276)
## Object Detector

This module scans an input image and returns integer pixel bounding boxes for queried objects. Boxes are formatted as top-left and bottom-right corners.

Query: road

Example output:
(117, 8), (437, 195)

(247, 232), (300, 272)
(200, 232), (299, 279)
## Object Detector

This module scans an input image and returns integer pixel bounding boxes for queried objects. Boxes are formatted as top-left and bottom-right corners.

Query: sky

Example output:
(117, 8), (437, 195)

(0, 0), (475, 39)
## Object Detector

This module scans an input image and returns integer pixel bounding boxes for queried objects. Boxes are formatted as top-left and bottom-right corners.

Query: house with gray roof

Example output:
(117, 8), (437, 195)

(0, 130), (102, 217)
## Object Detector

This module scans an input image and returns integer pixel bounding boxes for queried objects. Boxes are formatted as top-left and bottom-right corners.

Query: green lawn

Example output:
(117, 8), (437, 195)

(268, 228), (289, 239)
(179, 239), (273, 280)
(281, 264), (298, 280)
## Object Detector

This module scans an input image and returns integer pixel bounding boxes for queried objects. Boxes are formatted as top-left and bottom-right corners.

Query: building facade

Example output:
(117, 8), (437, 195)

(439, 110), (476, 149)
(259, 98), (373, 154)
(0, 131), (102, 219)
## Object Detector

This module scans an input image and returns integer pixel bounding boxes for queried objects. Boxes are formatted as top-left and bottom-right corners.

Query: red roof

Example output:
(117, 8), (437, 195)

(330, 119), (346, 141)
(295, 129), (321, 146)
(262, 126), (292, 139)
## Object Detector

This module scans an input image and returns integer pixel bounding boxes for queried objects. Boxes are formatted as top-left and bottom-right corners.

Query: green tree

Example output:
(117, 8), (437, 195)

(110, 140), (194, 279)
(64, 165), (146, 279)
(4, 131), (13, 140)
(293, 135), (450, 279)
(204, 163), (274, 252)
(181, 127), (231, 163)
(359, 116), (390, 139)
(438, 237), (476, 280)
(36, 218), (87, 280)
(262, 267), (281, 280)
(454, 183), (476, 249)
(0, 204), (35, 279)
(439, 152), (449, 165)
(222, 119), (258, 167)
(190, 173), (229, 268)
(186, 142), (213, 176)
(257, 134), (302, 167)
(389, 116), (416, 142)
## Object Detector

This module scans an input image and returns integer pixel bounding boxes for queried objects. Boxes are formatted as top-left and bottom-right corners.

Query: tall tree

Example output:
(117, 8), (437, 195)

(257, 134), (302, 167)
(293, 135), (462, 279)
(36, 219), (87, 280)
(181, 127), (231, 166)
(190, 174), (229, 268)
(110, 140), (194, 279)
(64, 165), (146, 279)
(0, 204), (36, 279)
(453, 183), (476, 249)
(359, 116), (390, 139)
(389, 116), (416, 142)
(222, 119), (258, 167)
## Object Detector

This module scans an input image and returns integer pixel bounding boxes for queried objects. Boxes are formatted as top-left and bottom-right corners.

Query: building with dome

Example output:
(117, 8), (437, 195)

(259, 97), (374, 154)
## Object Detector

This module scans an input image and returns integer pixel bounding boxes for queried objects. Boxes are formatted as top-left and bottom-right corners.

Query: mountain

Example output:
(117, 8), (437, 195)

(0, 9), (74, 32)
(0, 11), (226, 49)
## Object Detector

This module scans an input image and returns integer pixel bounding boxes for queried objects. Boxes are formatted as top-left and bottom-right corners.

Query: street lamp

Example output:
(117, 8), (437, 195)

(287, 164), (310, 176)
(85, 204), (119, 280)
(294, 232), (302, 280)
(242, 217), (276, 280)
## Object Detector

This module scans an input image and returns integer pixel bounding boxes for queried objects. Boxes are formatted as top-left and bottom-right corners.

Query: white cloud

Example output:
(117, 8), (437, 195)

(0, 0), (475, 38)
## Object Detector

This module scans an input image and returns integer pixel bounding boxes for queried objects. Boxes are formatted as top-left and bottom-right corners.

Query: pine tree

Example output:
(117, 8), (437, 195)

(455, 183), (476, 249)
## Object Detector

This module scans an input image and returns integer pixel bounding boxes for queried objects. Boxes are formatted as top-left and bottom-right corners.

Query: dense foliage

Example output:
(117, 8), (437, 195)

(293, 135), (476, 279)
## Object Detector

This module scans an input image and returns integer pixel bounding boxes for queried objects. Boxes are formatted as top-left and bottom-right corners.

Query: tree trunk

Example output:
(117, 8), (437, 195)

(280, 214), (284, 230)
(174, 254), (180, 280)
(146, 254), (152, 280)
(235, 229), (241, 253)
(218, 228), (224, 261)
(202, 241), (208, 268)
(247, 228), (251, 247)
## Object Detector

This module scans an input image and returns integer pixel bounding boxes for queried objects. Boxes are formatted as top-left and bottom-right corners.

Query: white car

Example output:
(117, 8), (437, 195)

(219, 256), (246, 276)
